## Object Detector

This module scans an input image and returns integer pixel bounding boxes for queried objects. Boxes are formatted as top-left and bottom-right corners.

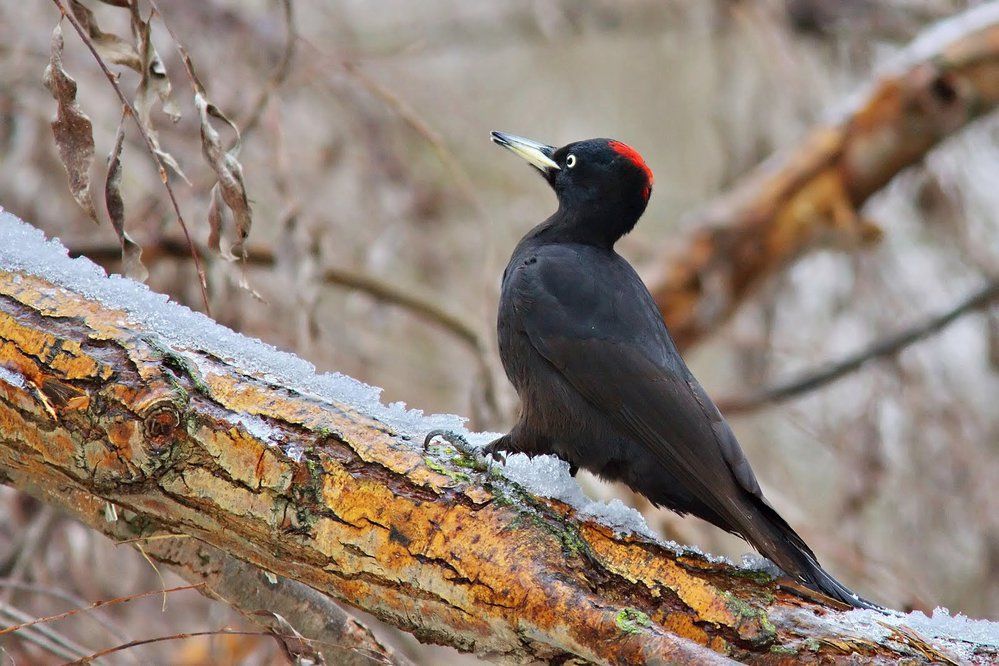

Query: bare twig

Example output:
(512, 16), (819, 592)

(0, 602), (91, 662)
(718, 279), (999, 414)
(0, 579), (133, 646)
(144, 0), (204, 92)
(239, 0), (296, 139)
(0, 506), (55, 606)
(49, 0), (211, 314)
(63, 629), (273, 665)
(301, 38), (481, 211)
(70, 237), (483, 347)
(66, 628), (392, 665)
(130, 531), (412, 666)
(0, 584), (203, 637)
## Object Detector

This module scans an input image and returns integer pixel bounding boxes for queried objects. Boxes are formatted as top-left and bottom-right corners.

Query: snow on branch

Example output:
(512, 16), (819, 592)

(0, 210), (996, 663)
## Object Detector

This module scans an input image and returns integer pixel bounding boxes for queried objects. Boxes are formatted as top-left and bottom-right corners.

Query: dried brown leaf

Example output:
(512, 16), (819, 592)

(207, 182), (225, 254)
(69, 0), (142, 72)
(43, 23), (99, 224)
(127, 9), (188, 183)
(134, 11), (180, 123)
(105, 109), (147, 282)
(196, 92), (251, 259)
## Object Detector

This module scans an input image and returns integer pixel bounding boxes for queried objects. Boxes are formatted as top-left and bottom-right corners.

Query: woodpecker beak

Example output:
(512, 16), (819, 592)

(491, 131), (560, 174)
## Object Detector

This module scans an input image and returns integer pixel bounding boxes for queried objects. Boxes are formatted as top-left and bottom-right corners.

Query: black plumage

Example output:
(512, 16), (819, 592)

(481, 131), (878, 609)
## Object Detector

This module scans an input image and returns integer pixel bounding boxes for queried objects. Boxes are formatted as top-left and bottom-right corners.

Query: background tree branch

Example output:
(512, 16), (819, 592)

(717, 278), (999, 414)
(646, 4), (999, 350)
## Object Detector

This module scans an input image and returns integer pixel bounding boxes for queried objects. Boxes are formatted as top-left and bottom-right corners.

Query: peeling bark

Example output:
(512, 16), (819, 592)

(646, 5), (999, 350)
(0, 221), (994, 664)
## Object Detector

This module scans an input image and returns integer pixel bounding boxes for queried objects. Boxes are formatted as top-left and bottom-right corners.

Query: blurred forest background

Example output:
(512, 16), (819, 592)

(0, 0), (997, 663)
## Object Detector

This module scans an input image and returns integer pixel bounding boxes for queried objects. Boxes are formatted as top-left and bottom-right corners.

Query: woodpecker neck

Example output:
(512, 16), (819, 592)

(533, 199), (643, 249)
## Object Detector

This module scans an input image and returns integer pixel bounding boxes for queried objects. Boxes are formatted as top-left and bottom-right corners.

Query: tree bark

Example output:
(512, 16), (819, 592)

(646, 4), (999, 350)
(0, 215), (993, 664)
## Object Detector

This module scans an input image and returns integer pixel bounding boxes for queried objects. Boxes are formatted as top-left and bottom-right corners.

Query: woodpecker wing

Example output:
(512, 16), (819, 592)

(506, 243), (768, 528)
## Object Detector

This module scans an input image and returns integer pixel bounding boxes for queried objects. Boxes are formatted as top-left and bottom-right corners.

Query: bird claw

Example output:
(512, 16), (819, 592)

(423, 429), (477, 457)
(481, 441), (509, 465)
(424, 430), (511, 477)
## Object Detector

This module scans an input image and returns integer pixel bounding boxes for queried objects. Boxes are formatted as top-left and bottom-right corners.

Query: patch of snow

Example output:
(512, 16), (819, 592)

(898, 3), (999, 69)
(283, 443), (305, 463)
(456, 440), (668, 546)
(578, 499), (661, 542)
(738, 552), (781, 578)
(892, 608), (999, 661)
(774, 605), (999, 663)
(229, 412), (282, 446)
(827, 3), (999, 123)
(498, 451), (588, 506)
(0, 364), (26, 389)
(461, 440), (720, 558)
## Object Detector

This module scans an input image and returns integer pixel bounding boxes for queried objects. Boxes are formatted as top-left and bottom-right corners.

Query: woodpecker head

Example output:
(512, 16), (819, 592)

(491, 131), (654, 244)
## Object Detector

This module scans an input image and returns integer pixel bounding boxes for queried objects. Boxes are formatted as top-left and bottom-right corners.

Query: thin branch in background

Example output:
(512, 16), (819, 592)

(69, 238), (484, 351)
(301, 37), (507, 423)
(49, 0), (211, 314)
(301, 38), (482, 211)
(0, 506), (55, 607)
(0, 602), (92, 662)
(0, 584), (203, 638)
(718, 279), (999, 414)
(0, 579), (134, 646)
(239, 0), (296, 140)
(65, 628), (393, 665)
(144, 0), (206, 92)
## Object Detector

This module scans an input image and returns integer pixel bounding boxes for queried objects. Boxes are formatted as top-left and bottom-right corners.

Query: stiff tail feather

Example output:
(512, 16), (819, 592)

(745, 498), (883, 610)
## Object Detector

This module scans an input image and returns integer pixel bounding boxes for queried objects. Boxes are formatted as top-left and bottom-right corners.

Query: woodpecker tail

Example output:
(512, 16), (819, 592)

(743, 497), (883, 610)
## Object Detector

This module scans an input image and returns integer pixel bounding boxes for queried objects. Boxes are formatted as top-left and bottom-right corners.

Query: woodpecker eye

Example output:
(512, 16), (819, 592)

(565, 154), (577, 168)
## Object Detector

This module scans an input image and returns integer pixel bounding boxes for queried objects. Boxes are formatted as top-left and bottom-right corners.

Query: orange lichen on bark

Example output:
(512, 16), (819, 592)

(647, 9), (999, 350)
(0, 263), (986, 663)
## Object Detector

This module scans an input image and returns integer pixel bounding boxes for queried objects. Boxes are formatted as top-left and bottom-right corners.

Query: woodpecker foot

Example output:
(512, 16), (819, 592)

(481, 437), (513, 465)
(424, 429), (501, 474)
(424, 429), (477, 456)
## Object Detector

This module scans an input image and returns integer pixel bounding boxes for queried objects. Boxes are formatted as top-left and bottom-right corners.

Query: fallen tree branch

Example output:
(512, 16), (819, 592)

(647, 4), (999, 350)
(717, 278), (999, 414)
(1, 211), (995, 663)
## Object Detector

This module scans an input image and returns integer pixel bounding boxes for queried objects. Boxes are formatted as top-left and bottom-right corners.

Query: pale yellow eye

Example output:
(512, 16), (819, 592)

(566, 154), (577, 168)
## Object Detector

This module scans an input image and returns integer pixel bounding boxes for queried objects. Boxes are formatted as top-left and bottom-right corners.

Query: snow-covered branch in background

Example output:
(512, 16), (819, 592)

(647, 3), (999, 350)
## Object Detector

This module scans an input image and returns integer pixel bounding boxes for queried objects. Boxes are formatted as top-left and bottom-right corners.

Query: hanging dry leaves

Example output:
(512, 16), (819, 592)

(105, 108), (147, 282)
(132, 8), (180, 124)
(43, 23), (99, 224)
(68, 0), (142, 72)
(197, 92), (252, 260)
(137, 3), (254, 263)
(131, 9), (187, 182)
